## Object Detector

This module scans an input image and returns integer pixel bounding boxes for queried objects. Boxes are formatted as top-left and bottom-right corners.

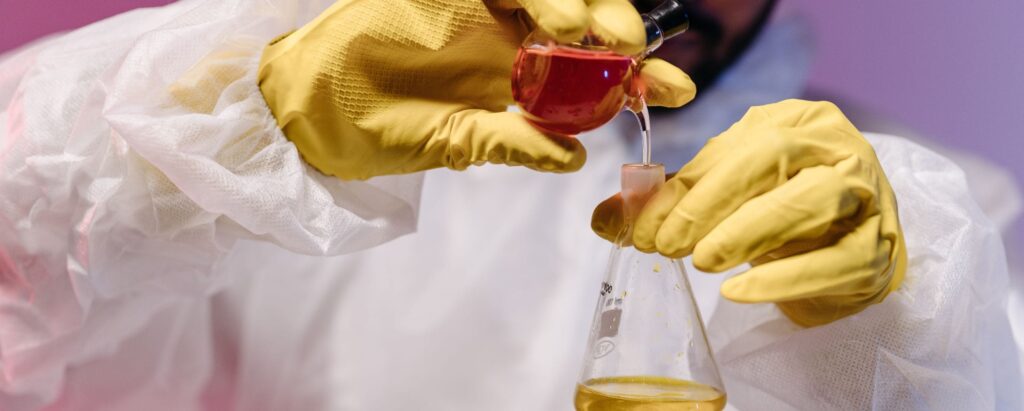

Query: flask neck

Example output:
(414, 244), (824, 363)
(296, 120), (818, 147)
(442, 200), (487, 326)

(613, 163), (664, 246)
(642, 0), (691, 55)
(643, 16), (666, 56)
(621, 163), (665, 223)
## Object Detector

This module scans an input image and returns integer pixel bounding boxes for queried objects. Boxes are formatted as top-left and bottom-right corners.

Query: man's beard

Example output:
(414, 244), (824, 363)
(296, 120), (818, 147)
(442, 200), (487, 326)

(644, 0), (778, 112)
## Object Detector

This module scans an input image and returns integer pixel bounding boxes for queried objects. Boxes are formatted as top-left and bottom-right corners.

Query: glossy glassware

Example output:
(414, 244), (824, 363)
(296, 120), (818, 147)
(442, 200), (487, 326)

(575, 163), (726, 411)
(511, 0), (692, 135)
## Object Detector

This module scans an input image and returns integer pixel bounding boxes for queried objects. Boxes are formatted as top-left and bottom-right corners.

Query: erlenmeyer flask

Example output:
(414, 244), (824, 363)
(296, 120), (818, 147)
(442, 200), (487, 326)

(575, 163), (726, 411)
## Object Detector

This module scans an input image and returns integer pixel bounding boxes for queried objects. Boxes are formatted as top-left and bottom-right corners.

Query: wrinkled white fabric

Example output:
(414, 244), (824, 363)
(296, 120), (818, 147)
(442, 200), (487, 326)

(205, 133), (1022, 411)
(803, 75), (1024, 383)
(708, 134), (1021, 410)
(207, 14), (1020, 411)
(0, 0), (417, 408)
(0, 1), (1021, 410)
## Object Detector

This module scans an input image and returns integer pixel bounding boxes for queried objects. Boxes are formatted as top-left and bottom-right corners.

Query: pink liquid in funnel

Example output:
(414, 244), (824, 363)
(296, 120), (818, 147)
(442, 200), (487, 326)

(512, 46), (639, 135)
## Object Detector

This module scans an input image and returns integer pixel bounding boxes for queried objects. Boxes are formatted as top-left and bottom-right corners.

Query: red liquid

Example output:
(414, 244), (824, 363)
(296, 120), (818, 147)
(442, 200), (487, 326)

(512, 45), (638, 135)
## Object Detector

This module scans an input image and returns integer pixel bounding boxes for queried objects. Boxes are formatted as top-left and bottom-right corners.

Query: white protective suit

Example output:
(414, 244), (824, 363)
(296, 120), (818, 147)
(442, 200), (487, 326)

(0, 0), (1021, 410)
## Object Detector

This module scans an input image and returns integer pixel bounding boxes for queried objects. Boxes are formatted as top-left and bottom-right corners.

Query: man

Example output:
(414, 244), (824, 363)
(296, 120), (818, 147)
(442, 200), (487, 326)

(0, 1), (1018, 410)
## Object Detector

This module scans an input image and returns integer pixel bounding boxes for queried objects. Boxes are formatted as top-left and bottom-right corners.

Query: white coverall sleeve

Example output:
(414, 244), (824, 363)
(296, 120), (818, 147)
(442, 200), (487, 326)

(706, 133), (1022, 410)
(0, 0), (418, 406)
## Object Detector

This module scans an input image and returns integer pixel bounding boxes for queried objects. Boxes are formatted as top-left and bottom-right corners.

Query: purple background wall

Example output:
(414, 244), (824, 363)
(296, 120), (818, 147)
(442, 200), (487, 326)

(0, 0), (175, 50)
(2, 1), (1022, 223)
(780, 0), (1024, 188)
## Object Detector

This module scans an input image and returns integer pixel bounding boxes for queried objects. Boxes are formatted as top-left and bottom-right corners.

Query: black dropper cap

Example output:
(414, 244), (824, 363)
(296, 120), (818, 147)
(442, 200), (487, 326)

(643, 0), (692, 46)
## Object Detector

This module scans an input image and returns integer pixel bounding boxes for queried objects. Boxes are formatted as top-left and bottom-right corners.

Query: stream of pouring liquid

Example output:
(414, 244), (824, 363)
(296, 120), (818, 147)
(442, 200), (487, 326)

(631, 100), (652, 165)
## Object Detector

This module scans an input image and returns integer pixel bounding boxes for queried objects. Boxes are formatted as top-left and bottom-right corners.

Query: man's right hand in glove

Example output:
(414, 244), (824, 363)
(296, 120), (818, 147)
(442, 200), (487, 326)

(257, 0), (696, 180)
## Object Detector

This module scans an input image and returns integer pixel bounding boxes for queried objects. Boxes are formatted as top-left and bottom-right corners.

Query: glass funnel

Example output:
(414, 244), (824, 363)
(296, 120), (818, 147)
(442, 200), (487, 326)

(575, 163), (726, 411)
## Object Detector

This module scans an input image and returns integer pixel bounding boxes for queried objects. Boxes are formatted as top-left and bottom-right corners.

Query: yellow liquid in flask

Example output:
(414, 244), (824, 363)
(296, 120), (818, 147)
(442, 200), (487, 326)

(574, 376), (726, 411)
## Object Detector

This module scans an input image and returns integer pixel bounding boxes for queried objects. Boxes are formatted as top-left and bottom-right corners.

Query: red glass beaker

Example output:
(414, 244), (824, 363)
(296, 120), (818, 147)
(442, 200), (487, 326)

(511, 36), (645, 135)
(510, 0), (692, 135)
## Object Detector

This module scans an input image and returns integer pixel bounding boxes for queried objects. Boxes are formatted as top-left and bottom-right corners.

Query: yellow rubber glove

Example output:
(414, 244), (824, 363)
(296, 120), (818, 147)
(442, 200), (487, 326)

(257, 0), (696, 180)
(592, 100), (907, 327)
